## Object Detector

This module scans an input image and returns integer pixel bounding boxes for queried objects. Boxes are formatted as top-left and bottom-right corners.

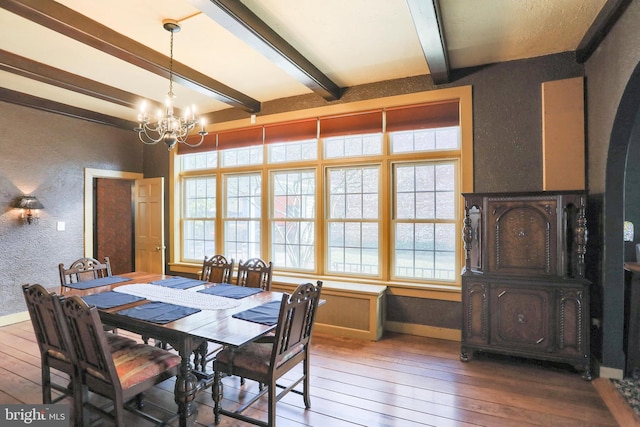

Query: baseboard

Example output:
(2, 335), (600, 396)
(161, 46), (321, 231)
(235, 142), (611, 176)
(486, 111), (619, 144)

(385, 320), (460, 341)
(0, 311), (29, 327)
(600, 366), (624, 380)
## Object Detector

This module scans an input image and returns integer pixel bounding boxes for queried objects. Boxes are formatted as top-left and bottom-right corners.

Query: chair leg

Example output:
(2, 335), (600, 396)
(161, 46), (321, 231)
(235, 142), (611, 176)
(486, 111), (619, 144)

(74, 383), (88, 427)
(268, 378), (276, 427)
(135, 392), (145, 409)
(41, 365), (52, 404)
(212, 370), (222, 425)
(303, 355), (311, 408)
(114, 394), (125, 426)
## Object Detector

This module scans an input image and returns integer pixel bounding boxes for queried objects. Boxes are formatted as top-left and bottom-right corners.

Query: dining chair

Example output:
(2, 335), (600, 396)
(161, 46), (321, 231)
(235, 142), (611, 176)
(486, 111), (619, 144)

(59, 295), (181, 427)
(236, 258), (273, 290)
(193, 255), (235, 374)
(201, 254), (234, 284)
(22, 283), (77, 405)
(212, 280), (323, 427)
(21, 284), (137, 417)
(58, 256), (113, 286)
(59, 256), (118, 333)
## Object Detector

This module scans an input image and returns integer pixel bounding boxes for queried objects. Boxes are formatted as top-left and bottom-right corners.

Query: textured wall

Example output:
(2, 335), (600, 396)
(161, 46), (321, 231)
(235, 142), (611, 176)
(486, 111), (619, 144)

(0, 102), (143, 317)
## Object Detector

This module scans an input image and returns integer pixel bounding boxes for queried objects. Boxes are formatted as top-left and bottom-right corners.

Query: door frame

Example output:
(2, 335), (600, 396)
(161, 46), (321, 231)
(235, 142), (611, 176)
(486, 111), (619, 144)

(84, 168), (144, 258)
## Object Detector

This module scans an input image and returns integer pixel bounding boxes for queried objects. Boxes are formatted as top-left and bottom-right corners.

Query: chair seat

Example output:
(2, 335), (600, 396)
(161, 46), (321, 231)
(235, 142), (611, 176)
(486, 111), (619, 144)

(105, 333), (138, 351)
(87, 343), (180, 390)
(217, 342), (305, 377)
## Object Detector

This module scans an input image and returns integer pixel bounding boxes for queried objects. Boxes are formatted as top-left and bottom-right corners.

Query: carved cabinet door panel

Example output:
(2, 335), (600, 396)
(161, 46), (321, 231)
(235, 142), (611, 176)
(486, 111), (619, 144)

(462, 281), (489, 345)
(555, 286), (589, 359)
(490, 285), (553, 352)
(487, 199), (558, 276)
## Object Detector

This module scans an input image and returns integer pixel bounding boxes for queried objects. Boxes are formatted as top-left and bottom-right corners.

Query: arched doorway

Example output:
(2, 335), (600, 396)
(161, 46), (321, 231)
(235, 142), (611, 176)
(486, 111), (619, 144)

(601, 61), (640, 376)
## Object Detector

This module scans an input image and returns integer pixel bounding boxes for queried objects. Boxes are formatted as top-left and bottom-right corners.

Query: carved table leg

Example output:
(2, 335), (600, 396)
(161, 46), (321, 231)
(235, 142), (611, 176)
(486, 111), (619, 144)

(175, 341), (200, 427)
(212, 370), (223, 425)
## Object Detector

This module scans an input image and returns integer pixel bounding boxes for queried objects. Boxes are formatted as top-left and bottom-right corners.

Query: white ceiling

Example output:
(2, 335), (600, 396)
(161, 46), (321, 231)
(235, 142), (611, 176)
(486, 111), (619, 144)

(0, 0), (608, 127)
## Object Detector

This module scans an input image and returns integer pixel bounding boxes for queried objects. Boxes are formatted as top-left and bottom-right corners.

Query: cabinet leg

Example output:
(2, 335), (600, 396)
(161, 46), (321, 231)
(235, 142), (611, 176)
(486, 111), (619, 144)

(460, 347), (473, 362)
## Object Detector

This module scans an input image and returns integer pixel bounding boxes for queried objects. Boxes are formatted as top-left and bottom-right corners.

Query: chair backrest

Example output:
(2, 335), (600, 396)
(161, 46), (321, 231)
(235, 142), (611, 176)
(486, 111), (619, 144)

(271, 281), (322, 371)
(58, 295), (122, 391)
(236, 258), (273, 290)
(202, 255), (234, 284)
(59, 257), (112, 285)
(22, 284), (75, 366)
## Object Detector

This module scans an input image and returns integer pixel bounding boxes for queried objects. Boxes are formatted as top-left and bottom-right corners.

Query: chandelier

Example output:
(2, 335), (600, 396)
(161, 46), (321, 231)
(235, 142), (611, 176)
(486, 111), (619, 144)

(135, 19), (208, 150)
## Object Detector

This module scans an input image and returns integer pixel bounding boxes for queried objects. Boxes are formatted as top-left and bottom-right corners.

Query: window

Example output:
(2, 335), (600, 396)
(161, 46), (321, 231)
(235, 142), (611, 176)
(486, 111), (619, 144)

(390, 126), (459, 153)
(324, 134), (382, 158)
(224, 173), (261, 261)
(327, 166), (380, 275)
(221, 146), (263, 167)
(393, 161), (457, 281)
(271, 170), (316, 270)
(268, 140), (317, 163)
(182, 176), (216, 261)
(173, 89), (472, 288)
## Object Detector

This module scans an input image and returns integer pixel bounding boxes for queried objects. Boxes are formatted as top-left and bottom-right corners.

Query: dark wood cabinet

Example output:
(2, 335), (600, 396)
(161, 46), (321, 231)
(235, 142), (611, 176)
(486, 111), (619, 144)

(460, 191), (591, 380)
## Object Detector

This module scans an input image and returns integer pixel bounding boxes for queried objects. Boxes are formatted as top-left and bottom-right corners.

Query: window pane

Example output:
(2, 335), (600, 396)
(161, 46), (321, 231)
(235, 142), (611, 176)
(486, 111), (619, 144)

(224, 173), (261, 260)
(268, 140), (318, 163)
(327, 222), (378, 275)
(221, 146), (263, 167)
(183, 220), (215, 261)
(324, 134), (382, 159)
(394, 159), (457, 282)
(327, 165), (380, 276)
(181, 152), (217, 170)
(390, 126), (460, 153)
(182, 176), (216, 262)
(271, 170), (316, 271)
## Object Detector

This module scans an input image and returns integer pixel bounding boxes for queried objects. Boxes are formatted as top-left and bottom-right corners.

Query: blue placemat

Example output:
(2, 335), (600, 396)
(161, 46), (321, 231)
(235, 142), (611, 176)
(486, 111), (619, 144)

(232, 300), (281, 326)
(198, 284), (263, 299)
(116, 301), (201, 324)
(150, 277), (207, 290)
(63, 276), (131, 290)
(81, 291), (145, 309)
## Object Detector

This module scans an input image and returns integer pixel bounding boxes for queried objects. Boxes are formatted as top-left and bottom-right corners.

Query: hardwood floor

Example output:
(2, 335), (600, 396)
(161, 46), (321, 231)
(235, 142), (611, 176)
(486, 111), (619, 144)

(0, 320), (621, 426)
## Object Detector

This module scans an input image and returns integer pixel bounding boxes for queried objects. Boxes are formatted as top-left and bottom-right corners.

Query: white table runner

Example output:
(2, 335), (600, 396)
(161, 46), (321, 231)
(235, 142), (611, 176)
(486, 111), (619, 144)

(113, 283), (241, 310)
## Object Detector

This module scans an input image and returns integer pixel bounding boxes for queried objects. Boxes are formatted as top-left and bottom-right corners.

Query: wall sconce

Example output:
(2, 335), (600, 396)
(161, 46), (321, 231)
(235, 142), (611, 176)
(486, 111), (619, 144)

(13, 195), (44, 225)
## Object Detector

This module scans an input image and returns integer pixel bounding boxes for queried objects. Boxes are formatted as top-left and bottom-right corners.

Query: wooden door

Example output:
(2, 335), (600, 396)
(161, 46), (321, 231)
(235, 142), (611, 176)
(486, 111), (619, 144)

(95, 178), (133, 274)
(134, 177), (165, 274)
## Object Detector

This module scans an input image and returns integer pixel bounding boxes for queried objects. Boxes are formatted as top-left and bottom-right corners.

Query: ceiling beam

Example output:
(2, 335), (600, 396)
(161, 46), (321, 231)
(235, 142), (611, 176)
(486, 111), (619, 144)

(188, 0), (343, 101)
(575, 0), (632, 63)
(405, 0), (450, 84)
(0, 87), (137, 129)
(0, 49), (165, 112)
(1, 0), (261, 113)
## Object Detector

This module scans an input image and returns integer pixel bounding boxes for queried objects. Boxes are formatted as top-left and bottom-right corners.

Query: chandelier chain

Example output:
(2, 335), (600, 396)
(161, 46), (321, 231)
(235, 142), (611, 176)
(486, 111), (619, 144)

(168, 29), (174, 98)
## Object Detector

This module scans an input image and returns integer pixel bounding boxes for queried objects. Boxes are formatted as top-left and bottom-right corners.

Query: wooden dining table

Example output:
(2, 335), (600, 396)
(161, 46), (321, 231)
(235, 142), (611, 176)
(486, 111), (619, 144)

(58, 271), (283, 427)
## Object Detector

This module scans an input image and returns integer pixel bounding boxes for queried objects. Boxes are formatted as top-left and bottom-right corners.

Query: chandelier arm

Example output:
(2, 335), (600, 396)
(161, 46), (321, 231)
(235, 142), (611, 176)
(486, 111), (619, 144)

(137, 128), (166, 144)
(181, 134), (205, 147)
